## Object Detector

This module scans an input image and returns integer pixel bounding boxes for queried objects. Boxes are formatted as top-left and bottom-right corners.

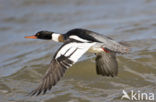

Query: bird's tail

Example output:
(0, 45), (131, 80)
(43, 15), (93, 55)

(102, 41), (130, 54)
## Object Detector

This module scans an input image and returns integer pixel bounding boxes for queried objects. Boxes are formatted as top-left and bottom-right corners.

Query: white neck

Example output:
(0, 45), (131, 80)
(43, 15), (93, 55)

(51, 33), (61, 42)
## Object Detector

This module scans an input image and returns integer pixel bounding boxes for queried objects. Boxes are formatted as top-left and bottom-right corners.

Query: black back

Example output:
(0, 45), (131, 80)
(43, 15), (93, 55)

(65, 28), (101, 42)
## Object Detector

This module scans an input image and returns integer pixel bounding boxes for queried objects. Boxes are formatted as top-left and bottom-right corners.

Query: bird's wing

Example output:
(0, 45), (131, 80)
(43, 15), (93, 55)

(29, 40), (95, 96)
(95, 51), (118, 77)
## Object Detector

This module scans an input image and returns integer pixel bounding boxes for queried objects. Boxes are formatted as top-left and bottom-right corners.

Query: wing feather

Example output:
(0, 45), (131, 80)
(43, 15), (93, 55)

(29, 40), (95, 96)
(96, 52), (118, 77)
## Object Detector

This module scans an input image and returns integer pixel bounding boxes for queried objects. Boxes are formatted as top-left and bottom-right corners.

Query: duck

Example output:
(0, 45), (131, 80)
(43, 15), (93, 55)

(25, 28), (129, 96)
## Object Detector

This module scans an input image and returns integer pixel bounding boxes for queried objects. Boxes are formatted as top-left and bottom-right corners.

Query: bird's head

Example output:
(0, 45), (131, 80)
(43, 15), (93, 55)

(25, 31), (64, 42)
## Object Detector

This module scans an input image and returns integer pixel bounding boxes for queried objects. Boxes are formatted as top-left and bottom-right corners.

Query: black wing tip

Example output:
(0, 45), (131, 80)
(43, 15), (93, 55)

(27, 84), (53, 96)
(27, 90), (41, 96)
(27, 59), (69, 96)
(27, 89), (49, 96)
(97, 72), (118, 77)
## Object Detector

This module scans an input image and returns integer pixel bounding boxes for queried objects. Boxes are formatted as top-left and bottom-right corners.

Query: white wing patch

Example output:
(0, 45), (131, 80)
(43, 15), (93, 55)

(29, 42), (95, 96)
(55, 42), (95, 63)
(69, 35), (89, 42)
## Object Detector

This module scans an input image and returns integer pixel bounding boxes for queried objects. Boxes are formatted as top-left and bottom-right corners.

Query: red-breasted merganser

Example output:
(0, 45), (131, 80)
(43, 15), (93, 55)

(25, 28), (129, 96)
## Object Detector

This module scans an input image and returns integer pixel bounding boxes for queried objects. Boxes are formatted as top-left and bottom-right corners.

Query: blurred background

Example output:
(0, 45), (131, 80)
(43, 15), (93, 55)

(0, 0), (156, 102)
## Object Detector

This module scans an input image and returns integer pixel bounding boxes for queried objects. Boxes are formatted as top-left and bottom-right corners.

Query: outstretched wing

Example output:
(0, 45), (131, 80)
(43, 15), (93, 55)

(95, 51), (118, 77)
(29, 40), (95, 96)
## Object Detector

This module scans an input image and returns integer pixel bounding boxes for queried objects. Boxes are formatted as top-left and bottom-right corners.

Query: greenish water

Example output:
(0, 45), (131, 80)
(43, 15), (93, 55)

(0, 0), (156, 102)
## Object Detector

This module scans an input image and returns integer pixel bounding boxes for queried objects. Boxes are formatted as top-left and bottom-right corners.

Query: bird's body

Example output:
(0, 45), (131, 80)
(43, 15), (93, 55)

(25, 28), (129, 96)
(64, 29), (129, 53)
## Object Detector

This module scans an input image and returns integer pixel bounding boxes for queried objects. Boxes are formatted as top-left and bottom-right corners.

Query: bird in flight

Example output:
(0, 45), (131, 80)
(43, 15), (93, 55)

(25, 28), (129, 96)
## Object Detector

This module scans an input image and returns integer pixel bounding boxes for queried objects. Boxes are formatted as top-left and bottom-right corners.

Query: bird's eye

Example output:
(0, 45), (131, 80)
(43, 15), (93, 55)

(36, 33), (40, 36)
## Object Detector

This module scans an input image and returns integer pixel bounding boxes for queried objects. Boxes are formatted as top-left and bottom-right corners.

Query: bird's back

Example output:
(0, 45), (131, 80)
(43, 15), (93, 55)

(65, 28), (129, 53)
